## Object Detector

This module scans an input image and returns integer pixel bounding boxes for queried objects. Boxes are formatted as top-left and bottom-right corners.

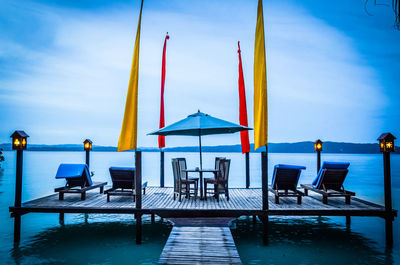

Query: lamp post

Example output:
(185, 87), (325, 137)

(314, 139), (323, 173)
(10, 130), (29, 243)
(377, 132), (396, 247)
(83, 139), (92, 168)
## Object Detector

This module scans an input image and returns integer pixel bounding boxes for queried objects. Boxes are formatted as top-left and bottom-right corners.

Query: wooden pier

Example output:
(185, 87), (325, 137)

(8, 148), (398, 263)
(159, 224), (241, 264)
(10, 187), (394, 219)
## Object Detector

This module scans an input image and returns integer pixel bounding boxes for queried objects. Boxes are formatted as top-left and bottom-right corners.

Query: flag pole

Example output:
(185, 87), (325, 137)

(159, 32), (169, 187)
(254, 0), (268, 244)
(237, 41), (251, 188)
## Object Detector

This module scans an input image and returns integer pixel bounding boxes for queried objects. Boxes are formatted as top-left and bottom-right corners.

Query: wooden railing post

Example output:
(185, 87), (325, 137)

(261, 151), (268, 211)
(135, 150), (142, 244)
(15, 150), (23, 208)
(245, 152), (250, 188)
(261, 150), (268, 245)
(160, 151), (165, 187)
(85, 150), (90, 168)
(316, 150), (321, 173)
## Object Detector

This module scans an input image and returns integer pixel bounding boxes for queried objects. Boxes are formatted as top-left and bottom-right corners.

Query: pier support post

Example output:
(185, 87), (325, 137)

(261, 151), (269, 245)
(59, 213), (65, 225)
(259, 215), (268, 245)
(84, 213), (89, 224)
(14, 214), (21, 244)
(346, 216), (351, 228)
(160, 151), (164, 187)
(245, 152), (250, 188)
(377, 133), (396, 248)
(136, 214), (142, 244)
(135, 151), (142, 244)
(383, 151), (393, 247)
(14, 148), (24, 244)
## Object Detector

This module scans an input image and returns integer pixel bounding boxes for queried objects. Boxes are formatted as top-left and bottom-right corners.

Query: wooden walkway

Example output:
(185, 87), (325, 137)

(159, 226), (241, 265)
(11, 187), (393, 218)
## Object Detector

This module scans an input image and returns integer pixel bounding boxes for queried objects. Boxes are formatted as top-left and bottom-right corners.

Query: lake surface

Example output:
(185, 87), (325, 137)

(0, 151), (399, 264)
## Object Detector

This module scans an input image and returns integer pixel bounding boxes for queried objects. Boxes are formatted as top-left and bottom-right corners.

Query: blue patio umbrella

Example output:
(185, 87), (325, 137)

(148, 111), (252, 169)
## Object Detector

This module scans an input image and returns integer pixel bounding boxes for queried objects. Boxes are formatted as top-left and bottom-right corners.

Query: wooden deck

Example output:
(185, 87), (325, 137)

(10, 187), (394, 218)
(159, 226), (241, 265)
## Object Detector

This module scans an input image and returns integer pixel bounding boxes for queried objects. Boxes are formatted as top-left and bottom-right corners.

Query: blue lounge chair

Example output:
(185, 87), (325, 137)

(268, 164), (306, 204)
(104, 167), (147, 202)
(54, 164), (107, 200)
(301, 162), (355, 204)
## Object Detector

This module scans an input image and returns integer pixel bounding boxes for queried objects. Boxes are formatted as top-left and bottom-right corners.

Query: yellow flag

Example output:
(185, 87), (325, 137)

(254, 0), (268, 150)
(118, 0), (144, 152)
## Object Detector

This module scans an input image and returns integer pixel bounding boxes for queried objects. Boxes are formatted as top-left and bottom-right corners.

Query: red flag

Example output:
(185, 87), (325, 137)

(238, 41), (250, 153)
(158, 33), (169, 148)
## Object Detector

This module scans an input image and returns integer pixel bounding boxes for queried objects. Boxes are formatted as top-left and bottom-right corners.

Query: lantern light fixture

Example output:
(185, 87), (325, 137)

(314, 139), (323, 152)
(83, 139), (93, 151)
(377, 133), (396, 153)
(10, 131), (29, 151)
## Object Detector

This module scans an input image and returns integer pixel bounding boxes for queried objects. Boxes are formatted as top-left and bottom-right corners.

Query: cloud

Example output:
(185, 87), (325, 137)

(0, 0), (395, 146)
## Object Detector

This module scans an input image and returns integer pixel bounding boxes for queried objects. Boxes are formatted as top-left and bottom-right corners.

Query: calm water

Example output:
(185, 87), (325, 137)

(0, 151), (399, 264)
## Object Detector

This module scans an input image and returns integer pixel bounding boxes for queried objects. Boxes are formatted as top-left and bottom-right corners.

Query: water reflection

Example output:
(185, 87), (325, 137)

(0, 168), (4, 194)
(232, 217), (393, 265)
(9, 215), (394, 265)
(11, 218), (172, 265)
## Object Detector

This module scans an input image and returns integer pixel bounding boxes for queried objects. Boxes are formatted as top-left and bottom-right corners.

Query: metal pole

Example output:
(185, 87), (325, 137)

(317, 150), (321, 173)
(383, 151), (393, 247)
(245, 152), (250, 188)
(85, 150), (90, 168)
(160, 151), (165, 187)
(198, 134), (203, 170)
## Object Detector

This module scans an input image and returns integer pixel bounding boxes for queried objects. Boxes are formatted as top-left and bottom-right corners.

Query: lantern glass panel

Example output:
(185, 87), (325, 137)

(386, 141), (394, 152)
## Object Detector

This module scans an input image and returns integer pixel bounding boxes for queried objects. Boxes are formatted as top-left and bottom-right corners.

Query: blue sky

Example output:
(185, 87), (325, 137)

(1, 0), (399, 147)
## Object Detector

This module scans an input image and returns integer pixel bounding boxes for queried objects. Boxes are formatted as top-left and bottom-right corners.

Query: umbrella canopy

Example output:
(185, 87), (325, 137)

(148, 111), (252, 168)
(149, 111), (252, 136)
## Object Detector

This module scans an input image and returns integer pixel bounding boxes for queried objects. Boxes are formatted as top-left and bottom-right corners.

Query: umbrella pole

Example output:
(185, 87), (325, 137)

(198, 134), (203, 170)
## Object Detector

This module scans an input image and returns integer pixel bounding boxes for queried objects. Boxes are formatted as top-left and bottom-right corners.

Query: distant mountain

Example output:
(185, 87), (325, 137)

(0, 142), (398, 154)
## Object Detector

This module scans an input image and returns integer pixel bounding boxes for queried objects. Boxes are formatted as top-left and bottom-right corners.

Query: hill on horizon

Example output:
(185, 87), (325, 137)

(0, 141), (398, 154)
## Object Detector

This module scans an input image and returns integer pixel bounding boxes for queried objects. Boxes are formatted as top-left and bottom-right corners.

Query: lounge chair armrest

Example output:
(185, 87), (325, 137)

(104, 188), (116, 194)
(54, 187), (67, 192)
(300, 184), (312, 190)
(342, 189), (356, 196)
